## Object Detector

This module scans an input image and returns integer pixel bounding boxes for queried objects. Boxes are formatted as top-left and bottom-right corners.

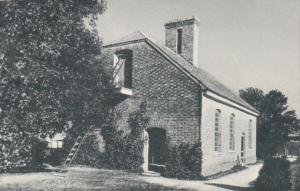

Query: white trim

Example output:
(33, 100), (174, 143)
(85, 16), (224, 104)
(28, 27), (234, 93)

(142, 130), (149, 172)
(113, 87), (133, 96)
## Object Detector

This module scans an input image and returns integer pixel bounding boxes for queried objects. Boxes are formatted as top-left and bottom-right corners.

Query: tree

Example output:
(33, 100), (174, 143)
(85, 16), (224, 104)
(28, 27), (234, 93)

(0, 0), (109, 171)
(239, 87), (264, 111)
(240, 88), (300, 159)
(255, 157), (291, 191)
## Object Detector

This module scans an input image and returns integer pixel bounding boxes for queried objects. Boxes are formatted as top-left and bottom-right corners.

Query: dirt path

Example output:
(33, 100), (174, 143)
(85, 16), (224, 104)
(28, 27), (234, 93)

(142, 163), (263, 191)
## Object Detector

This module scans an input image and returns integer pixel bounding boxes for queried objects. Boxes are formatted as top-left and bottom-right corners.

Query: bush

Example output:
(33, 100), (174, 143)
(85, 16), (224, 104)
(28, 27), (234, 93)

(30, 138), (48, 167)
(44, 148), (64, 166)
(102, 133), (144, 172)
(0, 136), (48, 173)
(163, 142), (203, 180)
(67, 101), (149, 172)
(255, 157), (292, 191)
(101, 102), (149, 172)
(73, 134), (104, 168)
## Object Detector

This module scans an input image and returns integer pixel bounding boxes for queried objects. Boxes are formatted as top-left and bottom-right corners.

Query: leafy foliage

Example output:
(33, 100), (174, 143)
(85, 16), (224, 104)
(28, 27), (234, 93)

(72, 134), (104, 167)
(255, 157), (291, 191)
(80, 102), (150, 172)
(0, 136), (48, 173)
(291, 160), (300, 191)
(44, 148), (65, 166)
(164, 143), (203, 180)
(240, 88), (300, 159)
(0, 0), (108, 171)
(239, 88), (264, 111)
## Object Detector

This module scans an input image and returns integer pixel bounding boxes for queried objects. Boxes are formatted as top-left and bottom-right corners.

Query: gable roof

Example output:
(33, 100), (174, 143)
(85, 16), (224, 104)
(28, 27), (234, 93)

(104, 31), (259, 114)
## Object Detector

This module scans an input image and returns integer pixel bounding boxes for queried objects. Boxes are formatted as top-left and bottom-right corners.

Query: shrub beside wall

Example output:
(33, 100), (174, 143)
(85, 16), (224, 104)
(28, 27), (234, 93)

(255, 157), (291, 191)
(68, 101), (203, 178)
(81, 101), (149, 172)
(102, 133), (144, 172)
(164, 142), (203, 180)
(73, 134), (104, 168)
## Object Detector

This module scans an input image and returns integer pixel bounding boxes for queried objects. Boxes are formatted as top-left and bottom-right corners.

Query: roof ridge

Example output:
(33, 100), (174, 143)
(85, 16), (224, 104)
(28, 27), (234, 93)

(103, 30), (147, 47)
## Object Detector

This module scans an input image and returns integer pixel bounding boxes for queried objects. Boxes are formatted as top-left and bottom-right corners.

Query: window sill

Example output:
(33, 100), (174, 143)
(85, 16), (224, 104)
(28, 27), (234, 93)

(112, 87), (133, 96)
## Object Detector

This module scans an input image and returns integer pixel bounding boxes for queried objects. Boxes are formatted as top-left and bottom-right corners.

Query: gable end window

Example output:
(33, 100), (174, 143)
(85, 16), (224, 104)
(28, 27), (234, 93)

(229, 114), (235, 151)
(113, 49), (133, 89)
(214, 109), (222, 152)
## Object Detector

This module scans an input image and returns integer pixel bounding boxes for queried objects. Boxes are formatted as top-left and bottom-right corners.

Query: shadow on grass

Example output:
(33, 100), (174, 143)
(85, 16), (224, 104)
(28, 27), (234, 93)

(205, 183), (255, 191)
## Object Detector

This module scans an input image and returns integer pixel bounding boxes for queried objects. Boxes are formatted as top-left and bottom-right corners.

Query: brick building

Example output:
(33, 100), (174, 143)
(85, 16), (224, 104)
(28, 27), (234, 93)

(100, 17), (259, 176)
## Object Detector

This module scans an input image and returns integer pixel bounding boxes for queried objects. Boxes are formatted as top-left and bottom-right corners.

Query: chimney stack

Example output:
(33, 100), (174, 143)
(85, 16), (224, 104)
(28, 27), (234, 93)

(164, 17), (200, 66)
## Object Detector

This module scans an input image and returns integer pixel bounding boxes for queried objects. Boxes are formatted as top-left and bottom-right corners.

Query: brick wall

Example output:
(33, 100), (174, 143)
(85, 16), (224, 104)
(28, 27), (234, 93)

(102, 41), (201, 145)
(100, 40), (257, 176)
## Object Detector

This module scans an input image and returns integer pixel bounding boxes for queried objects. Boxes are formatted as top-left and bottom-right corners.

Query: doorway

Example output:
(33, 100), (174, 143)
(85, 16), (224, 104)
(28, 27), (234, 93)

(146, 128), (167, 173)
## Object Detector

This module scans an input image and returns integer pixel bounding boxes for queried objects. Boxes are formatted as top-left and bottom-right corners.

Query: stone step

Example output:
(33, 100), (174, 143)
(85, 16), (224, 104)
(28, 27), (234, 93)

(141, 171), (161, 177)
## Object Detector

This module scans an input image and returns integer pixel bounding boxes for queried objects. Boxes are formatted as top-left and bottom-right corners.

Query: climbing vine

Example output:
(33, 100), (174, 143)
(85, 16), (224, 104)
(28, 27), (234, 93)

(100, 101), (149, 172)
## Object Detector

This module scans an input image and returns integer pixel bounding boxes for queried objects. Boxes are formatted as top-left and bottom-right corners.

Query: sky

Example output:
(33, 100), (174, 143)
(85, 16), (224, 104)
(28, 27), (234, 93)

(96, 0), (300, 116)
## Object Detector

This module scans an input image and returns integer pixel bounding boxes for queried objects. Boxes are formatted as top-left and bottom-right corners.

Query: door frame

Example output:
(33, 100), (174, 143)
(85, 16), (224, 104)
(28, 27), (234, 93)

(143, 128), (167, 173)
(142, 130), (149, 172)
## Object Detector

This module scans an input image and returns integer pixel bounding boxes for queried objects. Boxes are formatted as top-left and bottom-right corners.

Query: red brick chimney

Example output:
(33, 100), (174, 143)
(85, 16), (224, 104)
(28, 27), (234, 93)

(165, 17), (200, 66)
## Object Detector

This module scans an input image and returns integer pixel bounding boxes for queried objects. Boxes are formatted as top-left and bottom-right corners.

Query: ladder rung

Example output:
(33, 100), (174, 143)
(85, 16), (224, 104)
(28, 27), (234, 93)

(64, 134), (86, 166)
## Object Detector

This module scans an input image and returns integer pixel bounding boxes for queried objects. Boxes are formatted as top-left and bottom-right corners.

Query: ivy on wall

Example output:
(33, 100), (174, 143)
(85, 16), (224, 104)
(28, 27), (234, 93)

(73, 101), (149, 172)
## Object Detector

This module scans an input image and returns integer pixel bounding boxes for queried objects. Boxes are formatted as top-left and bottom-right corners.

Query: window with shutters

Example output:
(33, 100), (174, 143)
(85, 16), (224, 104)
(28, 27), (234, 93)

(113, 49), (133, 89)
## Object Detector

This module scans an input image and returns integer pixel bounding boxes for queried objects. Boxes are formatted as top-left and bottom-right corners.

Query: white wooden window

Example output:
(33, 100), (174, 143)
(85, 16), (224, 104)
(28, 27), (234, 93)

(229, 114), (235, 151)
(113, 50), (133, 88)
(214, 109), (222, 152)
(248, 120), (253, 149)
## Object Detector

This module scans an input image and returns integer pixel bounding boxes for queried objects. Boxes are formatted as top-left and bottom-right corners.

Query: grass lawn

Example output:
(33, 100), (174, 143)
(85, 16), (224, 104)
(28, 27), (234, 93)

(0, 167), (194, 191)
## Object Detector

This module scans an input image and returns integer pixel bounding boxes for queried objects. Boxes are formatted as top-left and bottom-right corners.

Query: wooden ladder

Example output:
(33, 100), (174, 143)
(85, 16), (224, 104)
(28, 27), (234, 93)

(63, 134), (87, 167)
